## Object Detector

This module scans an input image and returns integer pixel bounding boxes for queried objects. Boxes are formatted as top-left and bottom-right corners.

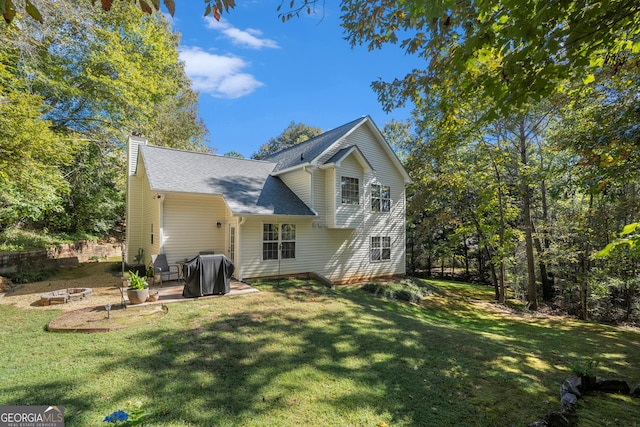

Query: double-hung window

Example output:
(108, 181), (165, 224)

(371, 184), (391, 212)
(371, 236), (391, 261)
(341, 176), (359, 205)
(280, 224), (296, 259)
(262, 223), (296, 260)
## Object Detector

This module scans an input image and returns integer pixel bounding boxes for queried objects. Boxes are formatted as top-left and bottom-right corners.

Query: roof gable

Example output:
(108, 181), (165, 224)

(139, 145), (314, 216)
(265, 116), (411, 183)
(264, 117), (366, 173)
(322, 145), (373, 173)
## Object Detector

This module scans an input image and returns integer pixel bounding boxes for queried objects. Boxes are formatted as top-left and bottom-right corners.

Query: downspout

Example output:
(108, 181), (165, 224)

(156, 193), (165, 254)
(237, 216), (246, 281)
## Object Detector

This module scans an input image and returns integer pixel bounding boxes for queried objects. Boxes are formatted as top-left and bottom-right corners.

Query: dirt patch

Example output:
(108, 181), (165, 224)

(0, 262), (125, 311)
(48, 303), (168, 332)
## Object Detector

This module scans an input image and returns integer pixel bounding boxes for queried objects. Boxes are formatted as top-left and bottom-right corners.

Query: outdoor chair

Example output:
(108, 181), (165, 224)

(151, 254), (180, 286)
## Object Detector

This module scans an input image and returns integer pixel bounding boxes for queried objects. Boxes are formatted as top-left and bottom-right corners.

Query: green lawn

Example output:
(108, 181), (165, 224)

(1, 277), (639, 426)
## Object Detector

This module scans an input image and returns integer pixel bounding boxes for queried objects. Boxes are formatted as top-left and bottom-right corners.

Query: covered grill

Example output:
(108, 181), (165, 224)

(182, 254), (235, 298)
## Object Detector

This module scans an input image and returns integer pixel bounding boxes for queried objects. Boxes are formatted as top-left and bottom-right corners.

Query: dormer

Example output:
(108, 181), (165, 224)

(320, 146), (373, 228)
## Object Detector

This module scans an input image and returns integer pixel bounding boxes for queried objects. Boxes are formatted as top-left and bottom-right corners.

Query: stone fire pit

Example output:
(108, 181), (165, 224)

(40, 288), (93, 306)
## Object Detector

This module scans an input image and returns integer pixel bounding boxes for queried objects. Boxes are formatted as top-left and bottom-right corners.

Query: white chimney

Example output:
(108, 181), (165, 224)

(127, 135), (147, 176)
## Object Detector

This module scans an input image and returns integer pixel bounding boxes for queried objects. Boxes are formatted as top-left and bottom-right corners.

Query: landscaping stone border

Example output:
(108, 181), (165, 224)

(529, 375), (640, 427)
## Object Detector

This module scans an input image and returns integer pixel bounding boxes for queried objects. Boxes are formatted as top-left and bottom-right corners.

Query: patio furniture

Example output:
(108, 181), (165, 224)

(151, 254), (181, 286)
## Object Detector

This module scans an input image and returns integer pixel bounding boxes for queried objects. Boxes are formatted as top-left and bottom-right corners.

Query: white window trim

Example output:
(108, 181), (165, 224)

(262, 223), (296, 261)
(341, 176), (360, 205)
(371, 183), (391, 213)
(371, 235), (391, 262)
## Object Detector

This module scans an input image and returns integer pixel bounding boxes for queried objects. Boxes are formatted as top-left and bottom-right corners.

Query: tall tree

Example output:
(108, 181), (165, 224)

(0, 30), (82, 230)
(252, 121), (322, 160)
(3, 0), (207, 234)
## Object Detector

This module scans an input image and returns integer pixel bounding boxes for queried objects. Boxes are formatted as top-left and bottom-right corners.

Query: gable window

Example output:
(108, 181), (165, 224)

(263, 223), (296, 260)
(371, 184), (391, 212)
(371, 236), (391, 261)
(341, 176), (359, 205)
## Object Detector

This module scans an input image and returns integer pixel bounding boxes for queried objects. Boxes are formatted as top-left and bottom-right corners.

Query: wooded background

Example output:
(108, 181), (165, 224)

(2, 0), (639, 324)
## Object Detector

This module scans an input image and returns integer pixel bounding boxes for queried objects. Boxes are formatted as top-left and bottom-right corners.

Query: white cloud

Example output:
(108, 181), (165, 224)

(179, 46), (264, 99)
(204, 17), (279, 49)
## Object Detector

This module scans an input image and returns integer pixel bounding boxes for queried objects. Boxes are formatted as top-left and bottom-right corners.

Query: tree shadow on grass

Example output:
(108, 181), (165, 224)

(5, 282), (639, 426)
(1, 380), (96, 425)
(100, 285), (640, 424)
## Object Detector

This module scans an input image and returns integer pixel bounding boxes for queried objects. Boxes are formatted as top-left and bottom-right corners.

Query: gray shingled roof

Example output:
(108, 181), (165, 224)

(323, 145), (373, 170)
(139, 145), (315, 216)
(264, 117), (367, 172)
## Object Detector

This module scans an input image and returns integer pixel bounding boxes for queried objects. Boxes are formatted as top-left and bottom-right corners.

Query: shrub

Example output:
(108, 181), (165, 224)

(361, 278), (432, 303)
(5, 268), (58, 284)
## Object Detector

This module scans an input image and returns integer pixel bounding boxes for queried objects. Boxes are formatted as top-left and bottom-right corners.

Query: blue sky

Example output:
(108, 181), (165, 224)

(170, 2), (421, 158)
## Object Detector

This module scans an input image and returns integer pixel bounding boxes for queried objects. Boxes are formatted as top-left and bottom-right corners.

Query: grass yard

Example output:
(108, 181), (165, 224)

(1, 272), (639, 426)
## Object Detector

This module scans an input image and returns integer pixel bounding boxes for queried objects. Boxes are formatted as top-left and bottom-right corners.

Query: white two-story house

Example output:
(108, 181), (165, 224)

(125, 116), (411, 284)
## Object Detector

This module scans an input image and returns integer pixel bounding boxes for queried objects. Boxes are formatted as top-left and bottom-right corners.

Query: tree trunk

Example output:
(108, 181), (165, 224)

(463, 235), (470, 280)
(477, 232), (486, 284)
(519, 121), (538, 310)
(451, 256), (455, 279)
(409, 228), (416, 275)
(486, 246), (499, 297)
(538, 179), (553, 301)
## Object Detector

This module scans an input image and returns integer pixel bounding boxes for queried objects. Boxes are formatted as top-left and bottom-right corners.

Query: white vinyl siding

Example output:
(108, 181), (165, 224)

(279, 168), (312, 206)
(240, 123), (409, 283)
(130, 118), (408, 284)
(161, 193), (229, 265)
(324, 168), (336, 227)
(334, 155), (364, 229)
(127, 158), (162, 267)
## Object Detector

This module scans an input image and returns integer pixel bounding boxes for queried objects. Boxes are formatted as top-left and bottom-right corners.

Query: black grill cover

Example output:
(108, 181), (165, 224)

(182, 254), (235, 298)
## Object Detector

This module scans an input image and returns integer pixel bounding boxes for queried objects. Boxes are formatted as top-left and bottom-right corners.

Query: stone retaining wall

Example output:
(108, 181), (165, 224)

(0, 241), (122, 274)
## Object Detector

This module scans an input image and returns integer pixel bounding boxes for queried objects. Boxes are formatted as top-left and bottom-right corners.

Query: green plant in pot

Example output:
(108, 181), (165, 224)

(126, 270), (149, 304)
(570, 359), (600, 391)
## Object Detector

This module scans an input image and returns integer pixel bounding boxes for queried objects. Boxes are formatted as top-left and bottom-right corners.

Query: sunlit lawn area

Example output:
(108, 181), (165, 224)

(1, 274), (639, 426)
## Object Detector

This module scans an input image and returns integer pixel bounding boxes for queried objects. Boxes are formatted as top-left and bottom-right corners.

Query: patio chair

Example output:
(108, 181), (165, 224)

(151, 254), (180, 286)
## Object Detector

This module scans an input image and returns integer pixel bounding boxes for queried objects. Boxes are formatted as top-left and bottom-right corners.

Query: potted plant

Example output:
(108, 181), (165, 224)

(570, 359), (600, 391)
(146, 265), (155, 286)
(126, 270), (149, 304)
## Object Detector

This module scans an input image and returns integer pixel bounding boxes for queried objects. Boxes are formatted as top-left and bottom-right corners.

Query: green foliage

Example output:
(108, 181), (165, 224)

(252, 121), (323, 160)
(343, 0), (638, 121)
(361, 278), (432, 303)
(0, 226), (98, 252)
(2, 0), (207, 235)
(127, 270), (148, 290)
(4, 268), (59, 284)
(103, 401), (147, 426)
(2, 0), (236, 24)
(223, 151), (245, 158)
(597, 223), (640, 258)
(570, 359), (600, 377)
(0, 37), (82, 230)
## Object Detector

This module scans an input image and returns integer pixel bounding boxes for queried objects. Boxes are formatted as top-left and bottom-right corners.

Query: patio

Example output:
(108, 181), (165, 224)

(136, 279), (259, 306)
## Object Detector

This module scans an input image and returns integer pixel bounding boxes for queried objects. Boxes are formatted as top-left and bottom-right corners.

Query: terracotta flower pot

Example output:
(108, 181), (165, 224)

(148, 291), (159, 302)
(127, 288), (149, 305)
